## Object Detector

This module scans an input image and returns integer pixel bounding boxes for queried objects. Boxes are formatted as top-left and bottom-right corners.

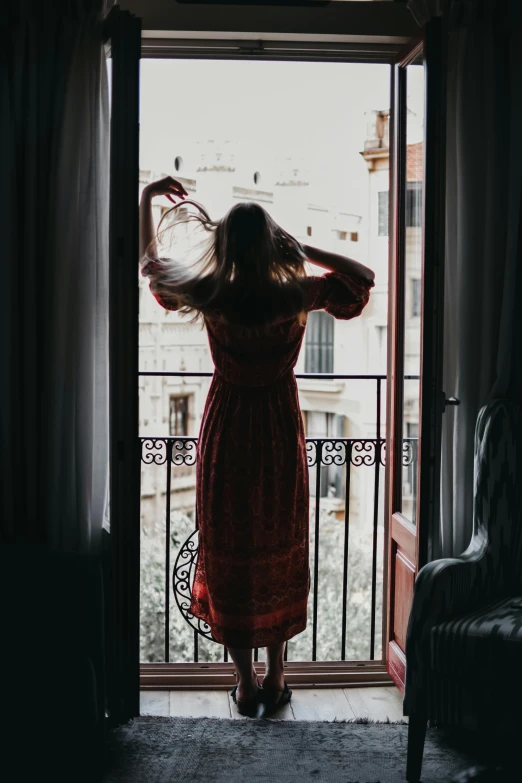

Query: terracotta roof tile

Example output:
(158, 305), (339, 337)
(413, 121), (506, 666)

(407, 142), (423, 182)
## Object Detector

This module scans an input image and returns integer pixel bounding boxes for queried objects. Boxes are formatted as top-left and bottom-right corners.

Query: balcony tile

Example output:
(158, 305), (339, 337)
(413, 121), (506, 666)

(290, 688), (355, 721)
(170, 690), (231, 719)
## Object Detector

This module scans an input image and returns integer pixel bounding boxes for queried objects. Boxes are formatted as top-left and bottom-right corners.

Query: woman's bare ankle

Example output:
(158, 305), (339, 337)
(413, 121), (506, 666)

(236, 668), (259, 701)
(262, 667), (285, 691)
(264, 642), (286, 691)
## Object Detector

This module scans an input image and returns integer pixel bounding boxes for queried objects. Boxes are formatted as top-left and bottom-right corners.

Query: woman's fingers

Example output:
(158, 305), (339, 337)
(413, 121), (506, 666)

(144, 175), (188, 199)
(166, 194), (177, 204)
(168, 177), (188, 197)
(169, 184), (186, 198)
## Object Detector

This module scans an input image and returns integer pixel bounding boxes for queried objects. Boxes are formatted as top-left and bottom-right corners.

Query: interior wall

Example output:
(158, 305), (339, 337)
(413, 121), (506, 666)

(119, 1), (418, 39)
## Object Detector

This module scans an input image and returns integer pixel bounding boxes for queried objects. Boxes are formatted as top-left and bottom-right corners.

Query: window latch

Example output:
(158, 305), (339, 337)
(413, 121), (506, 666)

(442, 393), (460, 412)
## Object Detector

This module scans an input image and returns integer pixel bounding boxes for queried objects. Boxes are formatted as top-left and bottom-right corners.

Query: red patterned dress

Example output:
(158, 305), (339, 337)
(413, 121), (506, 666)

(142, 262), (373, 648)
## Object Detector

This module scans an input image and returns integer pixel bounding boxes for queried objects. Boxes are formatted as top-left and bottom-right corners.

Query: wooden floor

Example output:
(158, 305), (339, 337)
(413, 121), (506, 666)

(141, 686), (406, 722)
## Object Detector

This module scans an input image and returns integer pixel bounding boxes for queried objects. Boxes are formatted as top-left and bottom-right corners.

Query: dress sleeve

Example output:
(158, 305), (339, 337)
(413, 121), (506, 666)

(141, 258), (180, 311)
(304, 270), (374, 320)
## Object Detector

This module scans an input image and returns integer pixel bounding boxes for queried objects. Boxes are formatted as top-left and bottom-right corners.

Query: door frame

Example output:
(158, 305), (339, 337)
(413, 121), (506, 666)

(417, 19), (446, 568)
(128, 0), (417, 43)
(106, 6), (142, 723)
(115, 25), (446, 694)
(383, 20), (446, 691)
(136, 37), (407, 691)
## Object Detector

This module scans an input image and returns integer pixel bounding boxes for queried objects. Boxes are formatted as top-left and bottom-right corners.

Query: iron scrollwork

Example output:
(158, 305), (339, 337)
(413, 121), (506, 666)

(321, 440), (347, 466)
(351, 440), (377, 467)
(402, 438), (416, 466)
(141, 438), (168, 465)
(172, 529), (214, 640)
(171, 438), (198, 466)
(140, 437), (198, 465)
(306, 438), (387, 468)
(376, 439), (418, 467)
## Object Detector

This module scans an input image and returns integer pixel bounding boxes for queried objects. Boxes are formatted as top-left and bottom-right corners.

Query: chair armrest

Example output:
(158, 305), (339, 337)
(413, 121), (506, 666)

(403, 400), (522, 718)
(404, 548), (487, 715)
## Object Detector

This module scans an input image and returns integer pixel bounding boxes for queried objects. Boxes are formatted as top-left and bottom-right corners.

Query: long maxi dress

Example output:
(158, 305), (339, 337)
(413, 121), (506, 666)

(142, 261), (374, 648)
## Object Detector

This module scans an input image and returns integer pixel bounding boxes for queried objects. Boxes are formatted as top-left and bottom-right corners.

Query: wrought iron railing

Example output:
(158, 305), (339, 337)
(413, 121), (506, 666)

(139, 372), (417, 665)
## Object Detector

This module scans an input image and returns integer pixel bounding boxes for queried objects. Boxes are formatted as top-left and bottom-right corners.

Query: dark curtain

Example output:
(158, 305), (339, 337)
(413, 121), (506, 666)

(1, 0), (112, 551)
(408, 0), (522, 557)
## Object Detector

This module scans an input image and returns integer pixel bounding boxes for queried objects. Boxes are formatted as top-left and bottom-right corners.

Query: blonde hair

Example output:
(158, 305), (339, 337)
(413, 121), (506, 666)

(145, 200), (308, 326)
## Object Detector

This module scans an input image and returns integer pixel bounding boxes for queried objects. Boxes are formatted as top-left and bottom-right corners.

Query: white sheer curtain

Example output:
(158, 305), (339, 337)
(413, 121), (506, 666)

(1, 1), (112, 552)
(409, 0), (522, 558)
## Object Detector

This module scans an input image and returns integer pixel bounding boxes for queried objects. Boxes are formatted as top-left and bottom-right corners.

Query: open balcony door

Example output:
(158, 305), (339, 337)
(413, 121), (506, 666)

(385, 21), (446, 693)
(105, 6), (142, 723)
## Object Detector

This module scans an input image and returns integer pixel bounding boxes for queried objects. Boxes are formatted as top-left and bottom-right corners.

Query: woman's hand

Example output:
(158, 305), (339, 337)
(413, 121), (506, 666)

(140, 176), (187, 261)
(143, 176), (188, 204)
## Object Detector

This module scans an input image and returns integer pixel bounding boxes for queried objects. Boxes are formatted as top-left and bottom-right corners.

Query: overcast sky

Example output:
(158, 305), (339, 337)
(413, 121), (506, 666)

(139, 60), (423, 215)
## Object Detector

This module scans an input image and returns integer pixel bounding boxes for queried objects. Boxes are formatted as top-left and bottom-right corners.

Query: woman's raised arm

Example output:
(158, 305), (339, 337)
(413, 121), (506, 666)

(302, 243), (375, 284)
(139, 176), (188, 263)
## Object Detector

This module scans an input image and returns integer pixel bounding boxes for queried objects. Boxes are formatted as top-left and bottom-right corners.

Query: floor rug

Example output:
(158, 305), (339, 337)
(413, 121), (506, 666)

(104, 716), (479, 782)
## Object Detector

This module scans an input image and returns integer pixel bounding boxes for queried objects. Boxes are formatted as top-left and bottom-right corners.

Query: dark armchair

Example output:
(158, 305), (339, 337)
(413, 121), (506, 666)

(403, 399), (522, 782)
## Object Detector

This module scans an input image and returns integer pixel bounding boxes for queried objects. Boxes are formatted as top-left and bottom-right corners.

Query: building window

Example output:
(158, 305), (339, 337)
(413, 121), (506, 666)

(375, 325), (387, 372)
(411, 278), (421, 317)
(378, 184), (421, 237)
(405, 422), (419, 503)
(307, 226), (312, 237)
(406, 181), (422, 227)
(305, 311), (334, 374)
(169, 395), (189, 436)
(305, 411), (346, 499)
(350, 231), (359, 242)
(336, 230), (347, 241)
(253, 171), (261, 185)
(174, 156), (183, 172)
(305, 411), (344, 439)
(378, 191), (389, 236)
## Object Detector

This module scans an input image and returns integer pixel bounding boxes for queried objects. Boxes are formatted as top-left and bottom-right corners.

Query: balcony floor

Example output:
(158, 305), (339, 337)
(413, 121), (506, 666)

(141, 685), (406, 722)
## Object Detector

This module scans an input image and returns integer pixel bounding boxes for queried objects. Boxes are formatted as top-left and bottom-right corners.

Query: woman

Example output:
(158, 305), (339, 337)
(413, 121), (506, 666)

(140, 176), (375, 716)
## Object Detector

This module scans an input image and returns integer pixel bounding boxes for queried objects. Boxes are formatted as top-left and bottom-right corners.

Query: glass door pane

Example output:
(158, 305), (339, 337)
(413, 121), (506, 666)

(401, 59), (424, 525)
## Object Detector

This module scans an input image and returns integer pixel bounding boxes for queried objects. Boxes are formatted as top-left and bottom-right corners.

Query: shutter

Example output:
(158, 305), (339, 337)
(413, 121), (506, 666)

(305, 311), (334, 373)
(378, 191), (389, 236)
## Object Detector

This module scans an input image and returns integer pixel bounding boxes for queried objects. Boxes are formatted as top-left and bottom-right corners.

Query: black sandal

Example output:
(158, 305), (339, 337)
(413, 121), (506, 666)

(230, 683), (262, 717)
(259, 681), (292, 716)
